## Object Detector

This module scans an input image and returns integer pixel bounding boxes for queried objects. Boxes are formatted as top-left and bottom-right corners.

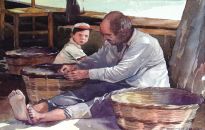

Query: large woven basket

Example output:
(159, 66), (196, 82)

(21, 64), (85, 103)
(111, 87), (204, 130)
(5, 46), (58, 75)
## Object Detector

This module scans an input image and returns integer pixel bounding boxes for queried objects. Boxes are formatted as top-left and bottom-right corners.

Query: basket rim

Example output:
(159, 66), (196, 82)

(111, 87), (204, 109)
(21, 63), (85, 82)
(111, 99), (200, 110)
(5, 46), (58, 58)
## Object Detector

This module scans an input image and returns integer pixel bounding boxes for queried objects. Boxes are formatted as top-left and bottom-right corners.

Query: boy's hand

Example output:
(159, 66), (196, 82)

(59, 64), (78, 74)
(64, 70), (89, 80)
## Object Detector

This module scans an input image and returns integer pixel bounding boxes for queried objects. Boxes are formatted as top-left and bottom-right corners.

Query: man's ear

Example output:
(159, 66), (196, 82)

(118, 29), (127, 37)
(117, 29), (130, 43)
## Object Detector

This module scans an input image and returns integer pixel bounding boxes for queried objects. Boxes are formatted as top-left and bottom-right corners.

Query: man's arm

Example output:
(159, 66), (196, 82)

(89, 43), (154, 83)
(59, 47), (106, 80)
(61, 44), (154, 81)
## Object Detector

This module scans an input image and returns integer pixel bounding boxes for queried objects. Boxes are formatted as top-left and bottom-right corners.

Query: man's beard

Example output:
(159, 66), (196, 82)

(109, 37), (124, 46)
(108, 41), (125, 52)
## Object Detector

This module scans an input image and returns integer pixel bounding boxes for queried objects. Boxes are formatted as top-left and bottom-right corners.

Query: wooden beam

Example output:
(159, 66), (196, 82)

(79, 11), (180, 30)
(61, 25), (176, 36)
(6, 8), (49, 17)
(6, 0), (65, 12)
(19, 30), (48, 35)
(138, 28), (176, 37)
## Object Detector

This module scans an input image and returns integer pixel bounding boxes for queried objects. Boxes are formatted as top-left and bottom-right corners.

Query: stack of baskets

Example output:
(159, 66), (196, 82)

(5, 46), (86, 103)
(5, 46), (58, 75)
(111, 87), (203, 130)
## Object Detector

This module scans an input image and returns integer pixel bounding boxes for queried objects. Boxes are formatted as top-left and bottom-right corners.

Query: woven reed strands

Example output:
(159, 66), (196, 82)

(21, 63), (85, 103)
(111, 87), (204, 130)
(5, 46), (58, 75)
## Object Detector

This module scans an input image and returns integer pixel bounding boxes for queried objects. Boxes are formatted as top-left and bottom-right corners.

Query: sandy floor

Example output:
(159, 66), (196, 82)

(0, 96), (205, 129)
(0, 102), (205, 130)
(0, 116), (120, 130)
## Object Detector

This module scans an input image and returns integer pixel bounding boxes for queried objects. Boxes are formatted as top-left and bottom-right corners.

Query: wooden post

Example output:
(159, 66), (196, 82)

(32, 17), (36, 39)
(31, 0), (36, 8)
(31, 0), (36, 39)
(48, 12), (54, 48)
(13, 15), (20, 48)
(0, 0), (5, 40)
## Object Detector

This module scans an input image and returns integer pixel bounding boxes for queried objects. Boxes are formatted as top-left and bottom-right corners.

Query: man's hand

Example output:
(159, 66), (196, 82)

(64, 70), (89, 80)
(59, 64), (78, 74)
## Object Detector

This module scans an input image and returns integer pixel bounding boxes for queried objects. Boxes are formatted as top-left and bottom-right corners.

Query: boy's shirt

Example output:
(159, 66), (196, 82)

(53, 38), (86, 64)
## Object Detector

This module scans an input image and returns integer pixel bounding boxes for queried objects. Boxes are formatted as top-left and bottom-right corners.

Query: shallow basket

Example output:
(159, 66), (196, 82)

(21, 64), (85, 103)
(5, 46), (58, 75)
(111, 87), (204, 130)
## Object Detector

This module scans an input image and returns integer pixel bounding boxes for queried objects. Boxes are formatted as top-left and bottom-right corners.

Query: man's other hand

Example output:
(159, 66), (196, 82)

(64, 70), (89, 80)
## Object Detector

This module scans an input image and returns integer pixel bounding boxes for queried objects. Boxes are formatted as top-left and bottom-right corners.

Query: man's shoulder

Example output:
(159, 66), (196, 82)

(132, 29), (158, 45)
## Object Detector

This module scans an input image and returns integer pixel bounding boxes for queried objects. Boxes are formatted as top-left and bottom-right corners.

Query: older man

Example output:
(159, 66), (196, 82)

(8, 11), (170, 124)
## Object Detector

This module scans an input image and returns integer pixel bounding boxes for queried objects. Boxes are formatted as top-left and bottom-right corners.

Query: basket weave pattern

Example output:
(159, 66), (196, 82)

(111, 87), (203, 130)
(23, 75), (85, 103)
(7, 55), (55, 75)
(5, 46), (58, 75)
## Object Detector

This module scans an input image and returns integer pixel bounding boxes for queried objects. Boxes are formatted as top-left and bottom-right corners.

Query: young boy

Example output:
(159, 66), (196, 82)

(53, 22), (90, 64)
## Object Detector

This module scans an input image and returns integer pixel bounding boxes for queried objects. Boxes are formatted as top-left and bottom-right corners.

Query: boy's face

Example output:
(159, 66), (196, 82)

(73, 30), (90, 45)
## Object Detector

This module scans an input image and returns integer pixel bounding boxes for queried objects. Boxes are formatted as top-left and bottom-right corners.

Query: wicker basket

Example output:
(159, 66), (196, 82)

(21, 64), (85, 103)
(111, 87), (204, 130)
(5, 46), (58, 75)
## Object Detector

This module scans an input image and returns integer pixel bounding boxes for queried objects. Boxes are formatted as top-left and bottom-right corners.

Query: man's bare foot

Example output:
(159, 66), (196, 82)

(27, 104), (43, 124)
(8, 90), (29, 121)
